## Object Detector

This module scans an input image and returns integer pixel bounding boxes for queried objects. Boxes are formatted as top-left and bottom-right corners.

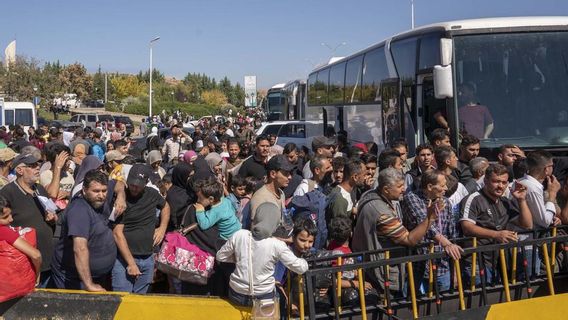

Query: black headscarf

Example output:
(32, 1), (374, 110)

(166, 162), (193, 231)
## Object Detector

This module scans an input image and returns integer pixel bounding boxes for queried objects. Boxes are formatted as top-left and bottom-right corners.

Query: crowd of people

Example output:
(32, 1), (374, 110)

(1, 110), (568, 316)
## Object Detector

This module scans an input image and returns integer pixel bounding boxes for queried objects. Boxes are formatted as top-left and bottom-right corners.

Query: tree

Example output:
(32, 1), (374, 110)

(110, 75), (146, 100)
(137, 68), (165, 83)
(201, 89), (227, 106)
(59, 63), (93, 99)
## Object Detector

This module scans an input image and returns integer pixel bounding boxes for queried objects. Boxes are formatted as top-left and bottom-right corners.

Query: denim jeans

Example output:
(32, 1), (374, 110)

(37, 270), (53, 288)
(418, 271), (451, 294)
(112, 254), (154, 293)
(228, 286), (275, 307)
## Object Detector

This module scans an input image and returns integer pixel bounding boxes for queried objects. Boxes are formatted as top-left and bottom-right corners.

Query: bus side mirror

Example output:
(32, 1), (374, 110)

(433, 65), (454, 99)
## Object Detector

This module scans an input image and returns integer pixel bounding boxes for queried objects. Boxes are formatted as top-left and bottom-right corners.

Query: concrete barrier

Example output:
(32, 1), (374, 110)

(0, 289), (252, 320)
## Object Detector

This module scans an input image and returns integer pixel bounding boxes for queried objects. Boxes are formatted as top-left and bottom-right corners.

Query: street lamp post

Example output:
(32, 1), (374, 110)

(149, 36), (160, 117)
(411, 0), (415, 29)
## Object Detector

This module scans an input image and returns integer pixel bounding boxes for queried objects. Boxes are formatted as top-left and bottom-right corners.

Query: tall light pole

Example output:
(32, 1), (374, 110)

(411, 0), (415, 29)
(149, 36), (160, 117)
(320, 42), (347, 57)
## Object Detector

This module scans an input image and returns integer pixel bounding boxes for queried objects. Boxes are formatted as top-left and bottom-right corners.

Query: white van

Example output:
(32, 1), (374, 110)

(2, 101), (38, 131)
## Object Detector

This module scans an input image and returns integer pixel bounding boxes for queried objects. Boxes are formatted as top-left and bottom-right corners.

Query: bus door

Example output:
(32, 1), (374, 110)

(380, 79), (401, 147)
(419, 76), (449, 144)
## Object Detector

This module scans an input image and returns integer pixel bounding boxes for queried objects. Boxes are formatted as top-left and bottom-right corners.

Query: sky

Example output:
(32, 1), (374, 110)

(2, 0), (568, 89)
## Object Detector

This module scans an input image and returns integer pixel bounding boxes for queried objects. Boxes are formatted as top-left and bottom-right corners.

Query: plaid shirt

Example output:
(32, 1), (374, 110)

(401, 190), (457, 277)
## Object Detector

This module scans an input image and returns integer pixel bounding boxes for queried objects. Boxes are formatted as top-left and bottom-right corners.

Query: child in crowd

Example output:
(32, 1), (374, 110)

(274, 218), (317, 317)
(226, 175), (255, 226)
(327, 217), (372, 291)
(194, 177), (241, 240)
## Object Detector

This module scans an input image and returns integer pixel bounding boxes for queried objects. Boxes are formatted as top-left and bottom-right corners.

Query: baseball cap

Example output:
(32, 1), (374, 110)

(105, 150), (126, 162)
(0, 148), (17, 162)
(126, 164), (149, 187)
(11, 153), (40, 169)
(311, 136), (336, 151)
(266, 154), (295, 173)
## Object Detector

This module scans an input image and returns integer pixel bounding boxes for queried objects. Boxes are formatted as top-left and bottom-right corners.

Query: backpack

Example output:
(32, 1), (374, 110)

(287, 180), (330, 249)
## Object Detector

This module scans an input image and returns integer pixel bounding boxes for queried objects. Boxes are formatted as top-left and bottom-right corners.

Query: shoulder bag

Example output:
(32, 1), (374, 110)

(156, 205), (215, 285)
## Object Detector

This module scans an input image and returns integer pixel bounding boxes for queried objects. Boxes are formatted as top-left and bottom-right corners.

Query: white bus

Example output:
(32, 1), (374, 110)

(2, 101), (37, 131)
(306, 17), (568, 157)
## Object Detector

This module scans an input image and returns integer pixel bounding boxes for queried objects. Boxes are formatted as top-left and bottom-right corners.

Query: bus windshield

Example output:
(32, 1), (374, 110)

(267, 91), (285, 116)
(453, 31), (568, 149)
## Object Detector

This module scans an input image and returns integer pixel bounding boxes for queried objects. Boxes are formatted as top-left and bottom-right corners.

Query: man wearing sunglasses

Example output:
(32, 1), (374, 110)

(0, 153), (57, 288)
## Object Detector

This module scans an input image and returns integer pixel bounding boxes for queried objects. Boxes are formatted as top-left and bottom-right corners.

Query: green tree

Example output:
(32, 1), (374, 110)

(110, 75), (146, 100)
(59, 63), (93, 99)
(201, 89), (227, 106)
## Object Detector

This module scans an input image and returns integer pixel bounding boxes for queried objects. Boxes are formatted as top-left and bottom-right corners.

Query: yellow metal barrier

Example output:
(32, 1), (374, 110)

(511, 246), (518, 285)
(336, 256), (343, 314)
(499, 248), (511, 302)
(542, 243), (555, 295)
(406, 261), (418, 319)
(298, 275), (305, 320)
(471, 237), (478, 292)
(357, 268), (368, 320)
(454, 258), (465, 310)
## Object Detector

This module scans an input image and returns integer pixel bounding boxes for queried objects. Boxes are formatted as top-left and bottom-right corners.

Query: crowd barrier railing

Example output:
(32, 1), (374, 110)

(284, 226), (568, 319)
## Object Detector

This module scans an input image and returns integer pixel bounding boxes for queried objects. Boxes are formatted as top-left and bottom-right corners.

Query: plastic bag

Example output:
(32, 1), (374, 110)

(0, 227), (37, 303)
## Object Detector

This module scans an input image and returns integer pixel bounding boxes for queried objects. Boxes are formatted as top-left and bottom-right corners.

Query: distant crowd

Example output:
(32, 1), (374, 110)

(1, 109), (567, 317)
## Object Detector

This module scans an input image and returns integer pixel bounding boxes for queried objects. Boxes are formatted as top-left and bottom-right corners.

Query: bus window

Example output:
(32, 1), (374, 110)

(391, 37), (418, 81)
(4, 110), (14, 126)
(316, 68), (330, 105)
(345, 55), (363, 103)
(308, 73), (318, 106)
(362, 47), (389, 103)
(328, 62), (346, 104)
(419, 35), (441, 70)
(15, 109), (33, 126)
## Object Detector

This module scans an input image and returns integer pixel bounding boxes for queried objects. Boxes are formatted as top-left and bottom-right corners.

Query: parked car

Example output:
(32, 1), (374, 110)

(255, 120), (333, 149)
(83, 99), (105, 108)
(114, 116), (134, 135)
(69, 113), (115, 129)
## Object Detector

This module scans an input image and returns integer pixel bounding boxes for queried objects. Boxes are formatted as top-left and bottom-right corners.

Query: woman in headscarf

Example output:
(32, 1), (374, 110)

(216, 202), (309, 306)
(71, 155), (104, 197)
(146, 150), (166, 185)
(205, 152), (227, 194)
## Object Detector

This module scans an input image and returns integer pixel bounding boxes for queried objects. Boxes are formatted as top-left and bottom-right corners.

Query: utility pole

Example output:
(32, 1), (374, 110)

(104, 73), (108, 103)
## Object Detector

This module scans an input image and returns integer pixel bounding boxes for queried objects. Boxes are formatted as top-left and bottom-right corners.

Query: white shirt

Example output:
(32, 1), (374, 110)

(226, 128), (235, 137)
(293, 179), (319, 197)
(517, 174), (556, 228)
(338, 185), (354, 213)
(216, 229), (308, 295)
(302, 161), (313, 179)
(448, 182), (469, 209)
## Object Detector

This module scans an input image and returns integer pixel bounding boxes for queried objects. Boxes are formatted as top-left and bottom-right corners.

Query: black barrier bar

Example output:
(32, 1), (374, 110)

(300, 234), (568, 319)
(305, 235), (568, 275)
